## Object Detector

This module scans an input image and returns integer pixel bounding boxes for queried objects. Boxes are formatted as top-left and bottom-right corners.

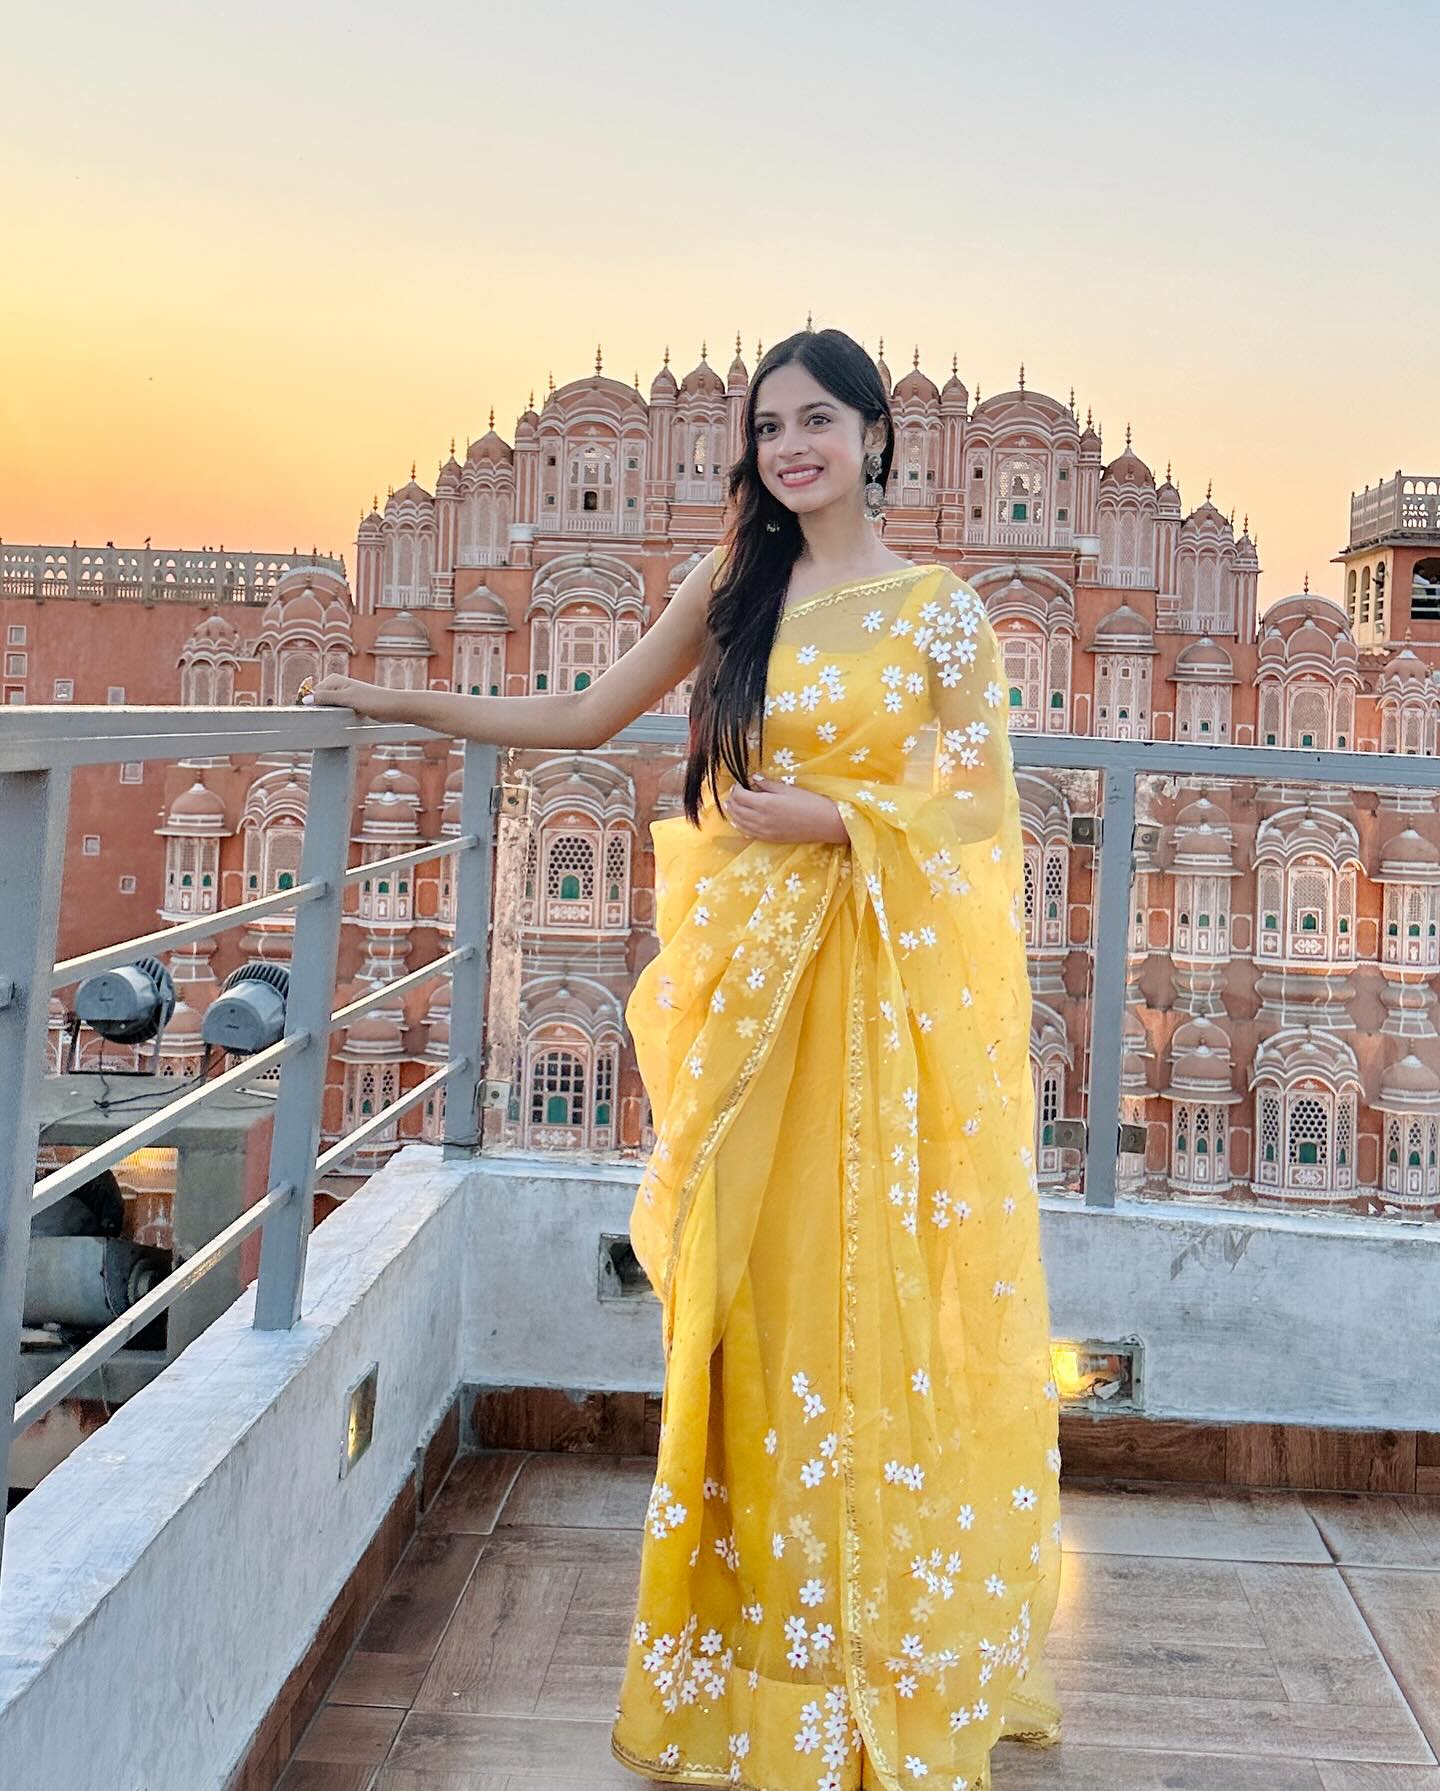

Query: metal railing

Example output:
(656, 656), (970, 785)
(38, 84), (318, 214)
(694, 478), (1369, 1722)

(0, 704), (497, 1575)
(5, 701), (1440, 1578)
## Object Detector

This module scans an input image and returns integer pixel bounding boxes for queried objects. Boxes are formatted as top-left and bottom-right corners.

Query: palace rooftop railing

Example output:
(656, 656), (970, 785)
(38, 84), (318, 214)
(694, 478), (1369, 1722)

(0, 705), (497, 1577)
(5, 703), (1440, 1581)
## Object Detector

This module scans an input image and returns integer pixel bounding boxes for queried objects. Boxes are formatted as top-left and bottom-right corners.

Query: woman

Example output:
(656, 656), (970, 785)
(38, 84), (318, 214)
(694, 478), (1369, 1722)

(309, 327), (1064, 1791)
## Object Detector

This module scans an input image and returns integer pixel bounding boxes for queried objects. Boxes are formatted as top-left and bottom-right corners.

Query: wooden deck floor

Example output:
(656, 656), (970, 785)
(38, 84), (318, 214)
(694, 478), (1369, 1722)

(273, 1449), (1440, 1790)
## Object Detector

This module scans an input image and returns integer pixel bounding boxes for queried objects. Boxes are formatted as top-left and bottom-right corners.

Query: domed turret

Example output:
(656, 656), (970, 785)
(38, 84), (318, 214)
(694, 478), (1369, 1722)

(466, 426), (512, 466)
(166, 780), (227, 827)
(680, 345), (724, 397)
(1378, 1054), (1440, 1110)
(893, 348), (939, 404)
(649, 347), (678, 401)
(1101, 426), (1154, 488)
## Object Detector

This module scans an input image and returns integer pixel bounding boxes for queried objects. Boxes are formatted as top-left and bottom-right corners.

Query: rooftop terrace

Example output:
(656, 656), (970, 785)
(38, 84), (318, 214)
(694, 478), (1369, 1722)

(1, 702), (1438, 1790)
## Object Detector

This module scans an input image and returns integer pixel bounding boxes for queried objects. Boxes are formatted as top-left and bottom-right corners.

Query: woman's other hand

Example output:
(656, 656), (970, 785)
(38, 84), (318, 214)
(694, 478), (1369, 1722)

(720, 775), (848, 845)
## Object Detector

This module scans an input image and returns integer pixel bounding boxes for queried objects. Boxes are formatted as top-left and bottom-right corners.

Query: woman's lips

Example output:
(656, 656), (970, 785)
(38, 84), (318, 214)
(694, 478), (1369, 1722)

(779, 467), (822, 486)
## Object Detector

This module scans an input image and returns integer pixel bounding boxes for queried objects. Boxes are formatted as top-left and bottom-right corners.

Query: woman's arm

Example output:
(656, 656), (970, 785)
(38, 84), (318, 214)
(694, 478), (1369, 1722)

(303, 674), (591, 749)
(306, 547), (722, 750)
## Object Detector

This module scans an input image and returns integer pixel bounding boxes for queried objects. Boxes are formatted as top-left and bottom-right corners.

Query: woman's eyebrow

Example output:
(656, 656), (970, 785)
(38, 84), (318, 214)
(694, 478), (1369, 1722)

(754, 401), (832, 420)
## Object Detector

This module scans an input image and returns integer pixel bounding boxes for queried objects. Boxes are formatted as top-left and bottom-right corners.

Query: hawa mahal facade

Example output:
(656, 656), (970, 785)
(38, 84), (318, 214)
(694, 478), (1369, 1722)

(5, 338), (1440, 1215)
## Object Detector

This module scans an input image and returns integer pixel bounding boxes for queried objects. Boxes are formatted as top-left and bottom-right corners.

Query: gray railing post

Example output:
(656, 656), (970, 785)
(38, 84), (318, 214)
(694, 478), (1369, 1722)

(253, 745), (356, 1330)
(1082, 761), (1138, 1210)
(0, 766), (72, 1573)
(444, 739), (497, 1158)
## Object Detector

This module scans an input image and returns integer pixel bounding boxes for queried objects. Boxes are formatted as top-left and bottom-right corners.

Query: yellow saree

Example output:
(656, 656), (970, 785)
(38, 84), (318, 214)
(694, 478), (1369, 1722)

(611, 563), (1063, 1791)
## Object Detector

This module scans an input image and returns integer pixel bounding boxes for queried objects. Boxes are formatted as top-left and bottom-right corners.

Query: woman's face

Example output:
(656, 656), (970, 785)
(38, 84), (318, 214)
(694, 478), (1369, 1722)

(752, 361), (881, 519)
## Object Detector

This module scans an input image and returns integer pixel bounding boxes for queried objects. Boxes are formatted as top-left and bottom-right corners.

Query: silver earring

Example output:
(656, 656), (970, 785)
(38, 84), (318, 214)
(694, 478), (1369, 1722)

(863, 451), (885, 522)
(764, 518), (780, 532)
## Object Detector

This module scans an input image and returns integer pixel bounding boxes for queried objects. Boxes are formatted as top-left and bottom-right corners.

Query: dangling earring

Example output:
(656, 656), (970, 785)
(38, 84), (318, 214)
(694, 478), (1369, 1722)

(863, 450), (885, 523)
(764, 519), (780, 533)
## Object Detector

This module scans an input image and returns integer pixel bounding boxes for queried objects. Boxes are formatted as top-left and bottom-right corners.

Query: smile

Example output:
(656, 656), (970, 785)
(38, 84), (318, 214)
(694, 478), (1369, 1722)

(779, 467), (822, 486)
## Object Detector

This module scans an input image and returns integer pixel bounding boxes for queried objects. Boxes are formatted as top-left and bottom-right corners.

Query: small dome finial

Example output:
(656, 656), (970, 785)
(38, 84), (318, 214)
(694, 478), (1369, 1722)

(1303, 570), (1310, 594)
(663, 344), (670, 366)
(1125, 422), (1132, 450)
(975, 380), (982, 404)
(1069, 386), (1076, 413)
(806, 309), (813, 330)
(878, 334), (885, 358)
(1206, 477), (1213, 501)
(547, 369), (555, 393)
(1018, 360), (1026, 393)
(912, 344), (920, 369)
(735, 329), (742, 355)
(953, 352), (959, 376)
(410, 460), (416, 479)
(488, 406), (495, 429)
(450, 435), (456, 455)
(528, 388), (535, 409)
(1166, 459), (1172, 481)
(755, 337), (763, 359)
(1086, 405), (1093, 428)
(1243, 511), (1249, 533)
(595, 343), (603, 375)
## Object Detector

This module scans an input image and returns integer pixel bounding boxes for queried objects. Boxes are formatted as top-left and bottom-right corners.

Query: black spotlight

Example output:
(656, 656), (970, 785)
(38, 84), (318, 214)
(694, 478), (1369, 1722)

(66, 956), (176, 1073)
(201, 962), (291, 1055)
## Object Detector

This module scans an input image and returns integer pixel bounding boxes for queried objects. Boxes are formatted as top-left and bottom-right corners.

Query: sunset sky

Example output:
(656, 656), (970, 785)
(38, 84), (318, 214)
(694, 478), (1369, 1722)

(4, 0), (1434, 605)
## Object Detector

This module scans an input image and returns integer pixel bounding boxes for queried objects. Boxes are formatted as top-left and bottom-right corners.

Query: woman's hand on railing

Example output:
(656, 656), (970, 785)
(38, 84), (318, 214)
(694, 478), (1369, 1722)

(301, 674), (397, 720)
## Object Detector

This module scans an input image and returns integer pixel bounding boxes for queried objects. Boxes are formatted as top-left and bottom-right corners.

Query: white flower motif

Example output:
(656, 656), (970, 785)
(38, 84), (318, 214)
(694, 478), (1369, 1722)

(1012, 1483), (1038, 1510)
(800, 1458), (826, 1488)
(861, 608), (884, 631)
(798, 1577), (827, 1607)
(912, 1367), (930, 1393)
(763, 1426), (778, 1455)
(772, 1530), (787, 1558)
(645, 1481), (688, 1539)
(797, 642), (819, 663)
(883, 1459), (925, 1490)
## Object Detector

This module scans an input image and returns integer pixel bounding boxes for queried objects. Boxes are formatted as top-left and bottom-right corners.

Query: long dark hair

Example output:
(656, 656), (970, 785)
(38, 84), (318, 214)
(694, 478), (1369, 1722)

(681, 327), (895, 827)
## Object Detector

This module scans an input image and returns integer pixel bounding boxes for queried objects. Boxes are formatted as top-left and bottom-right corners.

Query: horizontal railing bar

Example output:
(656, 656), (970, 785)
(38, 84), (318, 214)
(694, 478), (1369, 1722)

(51, 879), (329, 987)
(315, 1058), (467, 1177)
(341, 835), (479, 885)
(12, 1183), (295, 1440)
(0, 707), (437, 773)
(1009, 733), (1440, 789)
(30, 1032), (308, 1215)
(329, 949), (471, 1029)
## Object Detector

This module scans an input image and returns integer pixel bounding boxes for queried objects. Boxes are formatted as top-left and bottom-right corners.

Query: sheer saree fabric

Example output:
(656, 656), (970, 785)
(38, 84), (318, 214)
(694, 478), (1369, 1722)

(612, 564), (1063, 1791)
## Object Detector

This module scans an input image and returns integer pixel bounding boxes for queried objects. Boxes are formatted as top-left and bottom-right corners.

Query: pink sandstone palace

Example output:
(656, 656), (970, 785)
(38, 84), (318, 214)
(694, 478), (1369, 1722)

(5, 340), (1440, 1219)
